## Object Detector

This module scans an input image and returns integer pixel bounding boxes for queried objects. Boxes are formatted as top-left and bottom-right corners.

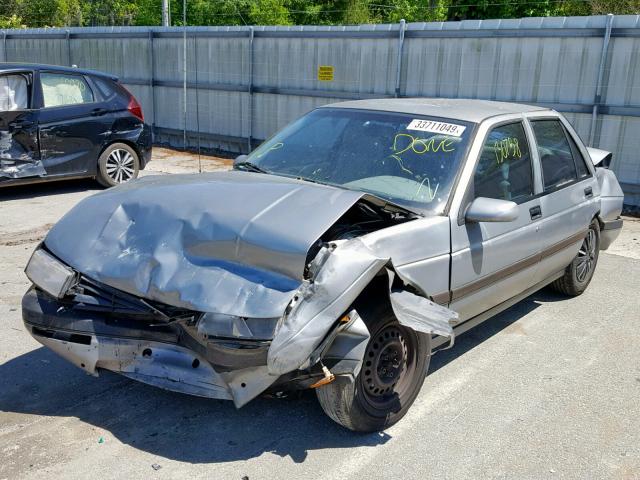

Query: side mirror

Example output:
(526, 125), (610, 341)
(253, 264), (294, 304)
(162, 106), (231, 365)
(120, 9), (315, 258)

(465, 197), (519, 223)
(233, 154), (248, 168)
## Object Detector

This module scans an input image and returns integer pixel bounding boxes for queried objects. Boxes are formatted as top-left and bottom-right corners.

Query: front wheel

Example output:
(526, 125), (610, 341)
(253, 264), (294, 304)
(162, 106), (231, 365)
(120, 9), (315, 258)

(316, 303), (431, 432)
(551, 219), (600, 296)
(97, 143), (140, 187)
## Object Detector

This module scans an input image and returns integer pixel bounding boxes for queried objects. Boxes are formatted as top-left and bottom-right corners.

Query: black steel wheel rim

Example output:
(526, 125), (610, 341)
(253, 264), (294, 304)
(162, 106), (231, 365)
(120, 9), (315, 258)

(360, 324), (418, 412)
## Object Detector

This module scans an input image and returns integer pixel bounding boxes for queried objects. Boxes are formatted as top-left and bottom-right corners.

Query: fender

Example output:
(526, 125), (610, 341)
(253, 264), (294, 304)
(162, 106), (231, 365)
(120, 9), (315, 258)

(267, 238), (458, 376)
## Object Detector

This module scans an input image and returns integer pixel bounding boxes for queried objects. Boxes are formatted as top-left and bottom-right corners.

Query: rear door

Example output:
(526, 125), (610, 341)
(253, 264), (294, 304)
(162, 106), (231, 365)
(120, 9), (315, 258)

(0, 70), (45, 180)
(449, 119), (543, 321)
(36, 70), (112, 177)
(526, 115), (599, 283)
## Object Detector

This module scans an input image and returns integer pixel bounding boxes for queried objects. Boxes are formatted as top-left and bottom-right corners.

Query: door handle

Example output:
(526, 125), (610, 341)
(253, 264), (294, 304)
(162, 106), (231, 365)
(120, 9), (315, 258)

(91, 107), (108, 116)
(8, 120), (34, 129)
(529, 205), (542, 220)
(584, 186), (593, 198)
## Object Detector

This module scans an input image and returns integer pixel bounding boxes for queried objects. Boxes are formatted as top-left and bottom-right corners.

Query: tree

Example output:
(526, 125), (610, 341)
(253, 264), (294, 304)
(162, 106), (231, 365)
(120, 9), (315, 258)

(0, 14), (25, 28)
(590, 0), (640, 13)
(0, 0), (638, 29)
(249, 0), (290, 24)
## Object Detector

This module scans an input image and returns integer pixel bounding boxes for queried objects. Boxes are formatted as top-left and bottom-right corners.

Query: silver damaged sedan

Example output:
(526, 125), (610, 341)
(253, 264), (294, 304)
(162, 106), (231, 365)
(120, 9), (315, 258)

(22, 99), (624, 431)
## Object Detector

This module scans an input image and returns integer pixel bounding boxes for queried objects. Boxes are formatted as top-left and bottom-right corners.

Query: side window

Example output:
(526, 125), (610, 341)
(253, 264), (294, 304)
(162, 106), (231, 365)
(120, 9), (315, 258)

(0, 74), (29, 111)
(92, 76), (118, 100)
(531, 119), (578, 191)
(566, 130), (591, 178)
(41, 73), (94, 108)
(473, 122), (534, 202)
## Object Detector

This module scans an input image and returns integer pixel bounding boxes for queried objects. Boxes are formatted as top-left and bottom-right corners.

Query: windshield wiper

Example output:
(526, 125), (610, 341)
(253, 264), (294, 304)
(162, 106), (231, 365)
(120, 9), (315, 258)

(295, 175), (325, 185)
(234, 161), (269, 174)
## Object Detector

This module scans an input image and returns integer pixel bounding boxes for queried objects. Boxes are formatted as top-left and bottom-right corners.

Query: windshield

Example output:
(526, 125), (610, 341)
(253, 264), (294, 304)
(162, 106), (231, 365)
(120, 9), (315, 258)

(244, 108), (475, 213)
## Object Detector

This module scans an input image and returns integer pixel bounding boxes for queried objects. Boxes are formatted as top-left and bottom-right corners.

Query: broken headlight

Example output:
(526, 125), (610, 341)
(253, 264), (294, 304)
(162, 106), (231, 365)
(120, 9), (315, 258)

(197, 313), (279, 341)
(25, 248), (77, 299)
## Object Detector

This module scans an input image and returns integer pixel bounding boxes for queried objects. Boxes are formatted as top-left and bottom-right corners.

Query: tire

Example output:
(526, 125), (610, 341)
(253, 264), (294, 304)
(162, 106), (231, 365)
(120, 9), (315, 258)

(97, 142), (140, 187)
(551, 219), (600, 296)
(316, 302), (431, 432)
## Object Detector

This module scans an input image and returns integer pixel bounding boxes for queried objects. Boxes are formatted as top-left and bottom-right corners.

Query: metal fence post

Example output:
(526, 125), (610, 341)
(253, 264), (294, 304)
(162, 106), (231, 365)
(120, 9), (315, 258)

(183, 2), (188, 150)
(394, 19), (406, 98)
(588, 13), (614, 146)
(66, 29), (72, 66)
(247, 26), (255, 153)
(148, 30), (156, 129)
(194, 32), (202, 172)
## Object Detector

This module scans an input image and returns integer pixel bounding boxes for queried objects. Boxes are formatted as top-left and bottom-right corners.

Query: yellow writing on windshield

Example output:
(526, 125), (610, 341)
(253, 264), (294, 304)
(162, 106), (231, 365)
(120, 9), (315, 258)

(493, 137), (521, 165)
(255, 142), (284, 159)
(389, 133), (456, 175)
(392, 133), (455, 156)
(412, 176), (439, 202)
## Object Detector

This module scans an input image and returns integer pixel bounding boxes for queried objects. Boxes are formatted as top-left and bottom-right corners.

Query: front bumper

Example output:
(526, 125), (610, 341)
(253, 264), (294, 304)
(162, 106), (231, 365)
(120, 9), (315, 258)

(31, 328), (234, 400)
(22, 287), (276, 407)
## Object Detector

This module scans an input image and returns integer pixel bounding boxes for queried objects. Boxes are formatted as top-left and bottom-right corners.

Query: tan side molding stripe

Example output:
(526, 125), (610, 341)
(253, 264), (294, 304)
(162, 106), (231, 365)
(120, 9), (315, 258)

(447, 229), (588, 302)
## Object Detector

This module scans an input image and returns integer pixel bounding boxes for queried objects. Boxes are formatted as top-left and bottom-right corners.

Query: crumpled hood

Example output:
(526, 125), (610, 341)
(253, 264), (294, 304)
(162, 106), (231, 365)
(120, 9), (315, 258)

(45, 171), (365, 317)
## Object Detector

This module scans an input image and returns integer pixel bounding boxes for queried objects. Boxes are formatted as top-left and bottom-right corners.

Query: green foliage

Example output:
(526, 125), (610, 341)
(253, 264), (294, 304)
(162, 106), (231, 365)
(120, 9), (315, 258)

(0, 14), (25, 29)
(0, 0), (638, 28)
(444, 0), (593, 20)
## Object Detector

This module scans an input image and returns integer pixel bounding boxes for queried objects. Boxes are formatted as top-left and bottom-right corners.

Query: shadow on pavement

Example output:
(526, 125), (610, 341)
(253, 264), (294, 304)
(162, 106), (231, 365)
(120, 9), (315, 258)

(430, 288), (565, 373)
(0, 288), (564, 464)
(0, 345), (390, 464)
(0, 179), (100, 201)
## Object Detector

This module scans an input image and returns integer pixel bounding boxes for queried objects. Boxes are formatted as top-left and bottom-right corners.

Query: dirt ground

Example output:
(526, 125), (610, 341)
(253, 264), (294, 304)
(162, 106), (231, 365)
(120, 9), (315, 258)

(1, 148), (639, 479)
(143, 147), (234, 174)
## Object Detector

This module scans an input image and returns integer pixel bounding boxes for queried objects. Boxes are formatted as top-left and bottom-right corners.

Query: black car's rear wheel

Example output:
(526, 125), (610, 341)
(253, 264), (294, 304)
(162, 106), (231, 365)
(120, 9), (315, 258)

(97, 143), (140, 187)
(316, 302), (430, 432)
(551, 219), (600, 296)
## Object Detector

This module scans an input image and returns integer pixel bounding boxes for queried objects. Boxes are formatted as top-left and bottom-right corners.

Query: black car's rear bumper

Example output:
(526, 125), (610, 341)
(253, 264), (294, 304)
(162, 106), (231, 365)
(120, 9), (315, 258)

(136, 123), (153, 169)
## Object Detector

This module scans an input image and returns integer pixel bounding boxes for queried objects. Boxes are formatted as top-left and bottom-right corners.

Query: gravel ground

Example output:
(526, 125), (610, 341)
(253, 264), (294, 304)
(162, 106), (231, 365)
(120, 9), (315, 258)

(1, 149), (639, 480)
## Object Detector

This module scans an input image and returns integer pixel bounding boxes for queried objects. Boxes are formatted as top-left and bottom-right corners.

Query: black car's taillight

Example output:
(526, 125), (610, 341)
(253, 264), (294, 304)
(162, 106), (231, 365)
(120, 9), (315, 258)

(127, 95), (144, 122)
(120, 83), (144, 122)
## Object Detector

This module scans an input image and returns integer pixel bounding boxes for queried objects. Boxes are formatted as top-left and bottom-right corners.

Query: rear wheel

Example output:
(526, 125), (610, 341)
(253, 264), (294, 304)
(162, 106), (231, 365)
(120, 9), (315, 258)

(316, 303), (430, 432)
(551, 219), (600, 296)
(97, 143), (140, 187)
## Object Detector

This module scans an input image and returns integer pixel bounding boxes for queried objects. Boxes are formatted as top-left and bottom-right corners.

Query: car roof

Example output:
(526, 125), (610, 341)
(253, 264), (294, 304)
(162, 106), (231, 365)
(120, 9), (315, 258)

(0, 62), (118, 80)
(323, 98), (550, 123)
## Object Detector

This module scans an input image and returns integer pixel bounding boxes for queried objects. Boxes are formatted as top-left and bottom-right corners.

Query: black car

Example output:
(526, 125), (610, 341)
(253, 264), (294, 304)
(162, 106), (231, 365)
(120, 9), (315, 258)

(0, 63), (152, 188)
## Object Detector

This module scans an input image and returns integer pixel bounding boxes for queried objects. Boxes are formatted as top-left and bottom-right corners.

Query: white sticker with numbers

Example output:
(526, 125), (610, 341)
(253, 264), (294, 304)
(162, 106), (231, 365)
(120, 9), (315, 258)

(406, 119), (466, 137)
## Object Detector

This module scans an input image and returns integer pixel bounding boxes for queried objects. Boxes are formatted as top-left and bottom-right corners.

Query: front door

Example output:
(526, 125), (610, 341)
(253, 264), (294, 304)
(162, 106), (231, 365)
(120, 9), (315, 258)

(36, 71), (111, 177)
(0, 71), (44, 180)
(450, 120), (543, 321)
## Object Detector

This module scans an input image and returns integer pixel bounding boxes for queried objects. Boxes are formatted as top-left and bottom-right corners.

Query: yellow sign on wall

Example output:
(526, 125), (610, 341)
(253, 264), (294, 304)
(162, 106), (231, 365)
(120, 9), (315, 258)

(317, 65), (334, 81)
